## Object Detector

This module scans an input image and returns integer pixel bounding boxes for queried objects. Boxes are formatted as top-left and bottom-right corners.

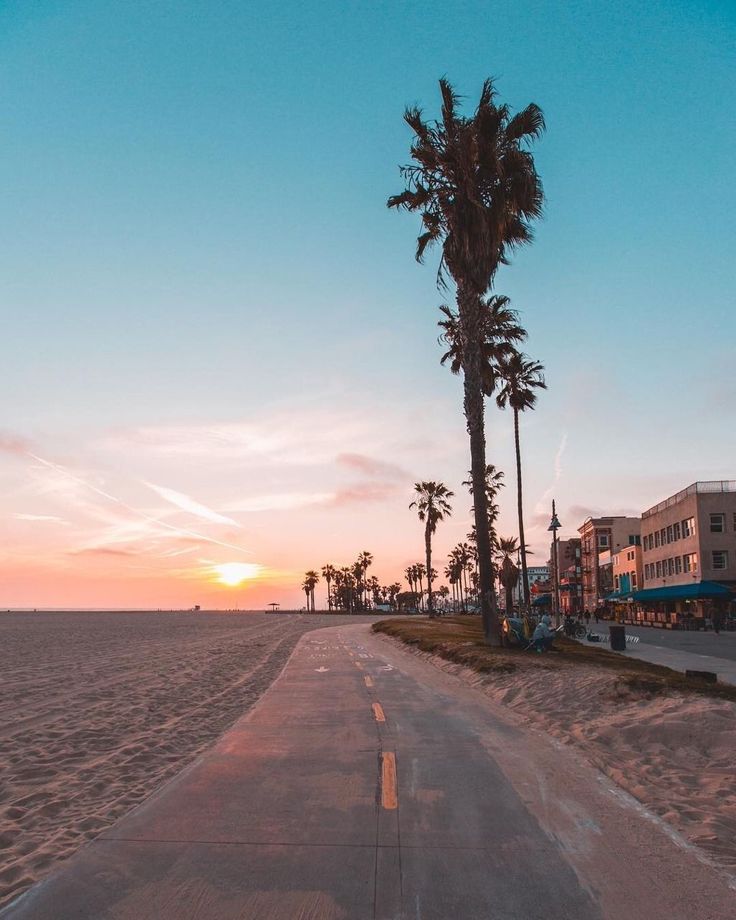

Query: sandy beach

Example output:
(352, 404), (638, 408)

(0, 611), (374, 910)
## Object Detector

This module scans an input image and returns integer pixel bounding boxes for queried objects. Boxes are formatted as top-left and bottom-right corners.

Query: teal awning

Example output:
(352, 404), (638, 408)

(531, 594), (552, 607)
(632, 582), (735, 602)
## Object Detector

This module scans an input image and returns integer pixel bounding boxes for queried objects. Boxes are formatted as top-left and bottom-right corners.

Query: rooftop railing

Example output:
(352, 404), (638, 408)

(642, 481), (736, 519)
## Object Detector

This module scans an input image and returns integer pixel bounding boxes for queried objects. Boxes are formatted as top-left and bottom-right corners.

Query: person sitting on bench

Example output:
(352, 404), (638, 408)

(532, 614), (555, 653)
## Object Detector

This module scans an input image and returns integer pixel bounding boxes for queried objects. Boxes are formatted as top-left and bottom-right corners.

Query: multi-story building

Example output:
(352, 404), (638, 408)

(638, 481), (736, 625)
(578, 516), (641, 610)
(513, 565), (549, 607)
(555, 538), (582, 614)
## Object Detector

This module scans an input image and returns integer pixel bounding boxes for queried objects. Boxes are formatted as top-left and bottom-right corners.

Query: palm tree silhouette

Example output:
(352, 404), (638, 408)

(496, 353), (546, 611)
(390, 78), (544, 644)
(463, 464), (505, 558)
(357, 551), (373, 609)
(410, 481), (453, 618)
(304, 570), (319, 611)
(321, 564), (337, 611)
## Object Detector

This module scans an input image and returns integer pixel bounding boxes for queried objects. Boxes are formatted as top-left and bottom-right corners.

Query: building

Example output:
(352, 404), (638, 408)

(578, 517), (641, 611)
(555, 538), (582, 614)
(637, 481), (736, 626)
(513, 565), (550, 607)
(609, 544), (643, 620)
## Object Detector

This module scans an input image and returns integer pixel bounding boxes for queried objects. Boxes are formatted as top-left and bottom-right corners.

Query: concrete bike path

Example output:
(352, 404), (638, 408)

(4, 624), (734, 919)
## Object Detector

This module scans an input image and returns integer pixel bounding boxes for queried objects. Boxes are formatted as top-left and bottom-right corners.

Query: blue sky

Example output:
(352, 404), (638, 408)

(0, 0), (734, 605)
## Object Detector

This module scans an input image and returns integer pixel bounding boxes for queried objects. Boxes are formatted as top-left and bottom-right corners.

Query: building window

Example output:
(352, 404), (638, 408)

(684, 552), (698, 573)
(598, 534), (609, 548)
(682, 517), (695, 538)
(632, 573), (638, 588)
(673, 521), (681, 541)
(675, 556), (682, 574)
(667, 558), (675, 576)
(656, 561), (662, 577)
(666, 525), (673, 543)
(713, 550), (728, 570)
(614, 575), (620, 591)
(654, 531), (660, 548)
(710, 513), (725, 533)
(660, 528), (667, 545)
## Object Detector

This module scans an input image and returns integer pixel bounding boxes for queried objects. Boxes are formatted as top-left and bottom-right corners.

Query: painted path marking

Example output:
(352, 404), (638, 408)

(372, 702), (386, 723)
(381, 752), (397, 809)
(364, 676), (373, 688)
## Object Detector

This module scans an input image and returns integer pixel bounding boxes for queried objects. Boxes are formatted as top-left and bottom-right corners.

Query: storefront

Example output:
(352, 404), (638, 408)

(630, 581), (735, 628)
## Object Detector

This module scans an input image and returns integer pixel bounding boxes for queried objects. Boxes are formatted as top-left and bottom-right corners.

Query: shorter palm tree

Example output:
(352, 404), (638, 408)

(410, 481), (454, 617)
(322, 564), (337, 610)
(496, 353), (546, 610)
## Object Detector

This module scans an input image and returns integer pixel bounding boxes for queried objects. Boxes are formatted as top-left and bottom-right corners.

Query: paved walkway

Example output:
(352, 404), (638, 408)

(4, 624), (734, 919)
(581, 625), (736, 684)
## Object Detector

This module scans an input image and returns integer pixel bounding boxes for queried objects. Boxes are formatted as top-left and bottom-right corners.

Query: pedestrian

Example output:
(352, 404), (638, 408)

(583, 609), (591, 627)
(532, 614), (556, 653)
(712, 607), (724, 635)
(594, 608), (600, 624)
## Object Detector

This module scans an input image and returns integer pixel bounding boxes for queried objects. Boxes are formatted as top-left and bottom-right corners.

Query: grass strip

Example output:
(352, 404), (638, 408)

(372, 615), (736, 702)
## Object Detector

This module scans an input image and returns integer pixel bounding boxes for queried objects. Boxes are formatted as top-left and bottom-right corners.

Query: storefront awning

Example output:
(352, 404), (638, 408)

(631, 582), (735, 602)
(531, 594), (552, 607)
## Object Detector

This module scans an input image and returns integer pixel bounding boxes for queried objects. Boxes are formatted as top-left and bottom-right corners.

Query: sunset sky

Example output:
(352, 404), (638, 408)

(1, 1), (735, 608)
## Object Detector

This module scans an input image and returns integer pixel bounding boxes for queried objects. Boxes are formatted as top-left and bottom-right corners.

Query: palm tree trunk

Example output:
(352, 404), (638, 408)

(515, 408), (531, 610)
(425, 523), (435, 617)
(458, 287), (500, 644)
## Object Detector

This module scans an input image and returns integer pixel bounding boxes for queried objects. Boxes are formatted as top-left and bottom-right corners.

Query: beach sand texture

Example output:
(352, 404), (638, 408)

(0, 611), (371, 910)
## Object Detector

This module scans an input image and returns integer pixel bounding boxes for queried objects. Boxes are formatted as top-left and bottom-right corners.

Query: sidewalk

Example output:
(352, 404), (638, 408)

(580, 629), (736, 685)
(4, 624), (734, 919)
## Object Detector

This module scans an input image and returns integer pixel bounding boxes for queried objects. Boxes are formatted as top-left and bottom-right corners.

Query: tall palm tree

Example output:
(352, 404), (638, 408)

(301, 577), (311, 610)
(357, 551), (373, 609)
(463, 464), (505, 557)
(438, 297), (526, 395)
(389, 78), (544, 644)
(410, 482), (453, 619)
(321, 564), (337, 610)
(305, 570), (319, 612)
(496, 353), (546, 611)
(414, 563), (427, 610)
(497, 537), (520, 614)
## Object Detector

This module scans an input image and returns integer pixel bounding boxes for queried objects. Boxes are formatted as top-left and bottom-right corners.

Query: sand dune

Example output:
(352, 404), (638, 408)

(0, 611), (371, 910)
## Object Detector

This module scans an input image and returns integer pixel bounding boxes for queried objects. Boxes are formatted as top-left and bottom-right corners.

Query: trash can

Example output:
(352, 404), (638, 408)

(609, 624), (626, 651)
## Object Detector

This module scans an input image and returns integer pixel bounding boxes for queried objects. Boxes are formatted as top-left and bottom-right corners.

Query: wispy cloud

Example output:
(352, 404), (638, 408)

(13, 513), (69, 525)
(143, 481), (241, 527)
(336, 453), (409, 481)
(535, 432), (568, 514)
(225, 492), (334, 513)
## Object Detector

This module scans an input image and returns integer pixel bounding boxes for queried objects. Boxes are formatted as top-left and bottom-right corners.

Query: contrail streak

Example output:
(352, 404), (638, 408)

(26, 452), (252, 555)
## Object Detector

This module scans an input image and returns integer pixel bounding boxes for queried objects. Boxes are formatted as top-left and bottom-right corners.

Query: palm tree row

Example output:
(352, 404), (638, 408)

(390, 77), (546, 641)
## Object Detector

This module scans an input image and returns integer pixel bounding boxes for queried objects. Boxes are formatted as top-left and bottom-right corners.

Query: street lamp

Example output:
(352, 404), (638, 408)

(548, 500), (562, 626)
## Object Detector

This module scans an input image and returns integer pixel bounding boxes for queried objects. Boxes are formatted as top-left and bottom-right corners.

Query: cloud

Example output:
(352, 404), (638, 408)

(0, 433), (35, 456)
(534, 432), (568, 514)
(13, 513), (69, 525)
(336, 453), (409, 481)
(143, 481), (241, 527)
(225, 492), (334, 513)
(330, 482), (399, 507)
(71, 547), (141, 557)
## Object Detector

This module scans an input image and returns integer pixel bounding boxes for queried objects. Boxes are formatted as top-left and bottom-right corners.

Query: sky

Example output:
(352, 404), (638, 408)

(1, 0), (734, 608)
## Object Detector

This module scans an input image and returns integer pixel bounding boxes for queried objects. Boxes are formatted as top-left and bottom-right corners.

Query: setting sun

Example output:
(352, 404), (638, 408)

(211, 563), (262, 587)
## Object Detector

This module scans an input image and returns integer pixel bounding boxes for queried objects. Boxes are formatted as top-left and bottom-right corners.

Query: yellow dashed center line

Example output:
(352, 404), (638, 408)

(364, 675), (373, 688)
(372, 702), (386, 722)
(381, 752), (397, 809)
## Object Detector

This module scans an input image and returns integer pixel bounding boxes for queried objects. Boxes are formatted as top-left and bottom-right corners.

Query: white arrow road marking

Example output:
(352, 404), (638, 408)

(380, 665), (394, 671)
(315, 666), (329, 673)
